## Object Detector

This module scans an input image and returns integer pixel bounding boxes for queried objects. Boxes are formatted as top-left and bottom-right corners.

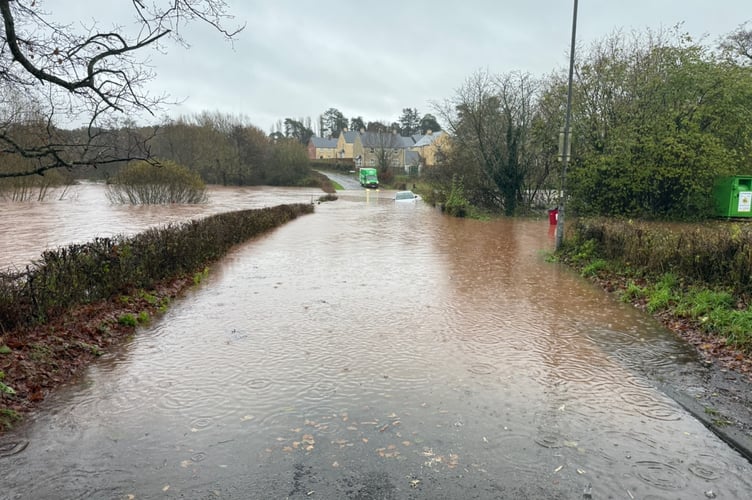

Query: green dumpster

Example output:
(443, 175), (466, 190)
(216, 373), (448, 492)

(713, 176), (752, 218)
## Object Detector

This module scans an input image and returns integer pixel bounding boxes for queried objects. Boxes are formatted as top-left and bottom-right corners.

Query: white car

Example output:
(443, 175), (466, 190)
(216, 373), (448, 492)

(394, 190), (421, 202)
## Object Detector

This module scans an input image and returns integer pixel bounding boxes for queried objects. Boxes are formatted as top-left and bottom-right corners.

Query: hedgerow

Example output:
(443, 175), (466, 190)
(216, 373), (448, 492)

(0, 203), (313, 332)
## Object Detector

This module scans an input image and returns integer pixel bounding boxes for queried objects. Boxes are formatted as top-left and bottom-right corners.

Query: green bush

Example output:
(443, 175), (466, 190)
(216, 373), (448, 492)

(106, 160), (207, 204)
(568, 218), (752, 293)
(444, 175), (469, 218)
(562, 218), (752, 351)
(264, 140), (311, 186)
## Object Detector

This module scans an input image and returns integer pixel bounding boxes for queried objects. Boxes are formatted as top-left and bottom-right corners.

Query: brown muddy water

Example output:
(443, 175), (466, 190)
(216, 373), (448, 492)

(1, 184), (751, 499)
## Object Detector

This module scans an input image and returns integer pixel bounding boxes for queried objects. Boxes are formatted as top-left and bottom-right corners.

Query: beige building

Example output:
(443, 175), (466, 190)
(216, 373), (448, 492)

(411, 131), (449, 167)
(336, 130), (359, 159)
(307, 137), (338, 159)
(334, 129), (449, 171)
(352, 131), (407, 169)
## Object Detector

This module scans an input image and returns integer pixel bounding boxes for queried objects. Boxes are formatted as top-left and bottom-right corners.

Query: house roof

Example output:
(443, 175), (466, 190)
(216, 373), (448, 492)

(341, 130), (359, 144)
(360, 131), (404, 148)
(413, 130), (446, 148)
(399, 136), (415, 148)
(310, 136), (338, 148)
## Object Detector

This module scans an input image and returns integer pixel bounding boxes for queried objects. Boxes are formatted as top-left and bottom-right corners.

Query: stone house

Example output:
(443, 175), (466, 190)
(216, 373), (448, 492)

(307, 136), (338, 160)
(410, 131), (449, 167)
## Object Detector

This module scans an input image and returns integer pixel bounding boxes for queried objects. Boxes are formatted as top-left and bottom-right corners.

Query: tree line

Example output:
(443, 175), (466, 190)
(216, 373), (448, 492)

(3, 2), (751, 220)
(429, 24), (752, 219)
(271, 108), (443, 144)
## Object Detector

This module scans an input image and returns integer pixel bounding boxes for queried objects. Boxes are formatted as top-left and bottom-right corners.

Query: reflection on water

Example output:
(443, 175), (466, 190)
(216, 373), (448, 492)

(0, 186), (750, 498)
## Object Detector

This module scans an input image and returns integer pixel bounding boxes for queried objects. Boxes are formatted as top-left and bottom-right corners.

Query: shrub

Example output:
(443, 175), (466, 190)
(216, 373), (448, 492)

(264, 140), (311, 186)
(568, 219), (752, 294)
(106, 160), (207, 204)
(444, 175), (469, 218)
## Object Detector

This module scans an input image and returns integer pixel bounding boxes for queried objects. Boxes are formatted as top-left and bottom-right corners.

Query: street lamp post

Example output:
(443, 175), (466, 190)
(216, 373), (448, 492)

(555, 0), (579, 250)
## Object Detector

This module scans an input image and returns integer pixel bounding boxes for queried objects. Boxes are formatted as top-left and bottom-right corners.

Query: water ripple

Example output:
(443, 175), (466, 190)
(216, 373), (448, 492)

(0, 440), (29, 458)
(490, 432), (551, 472)
(687, 454), (728, 481)
(619, 390), (682, 421)
(467, 362), (498, 375)
(633, 460), (688, 490)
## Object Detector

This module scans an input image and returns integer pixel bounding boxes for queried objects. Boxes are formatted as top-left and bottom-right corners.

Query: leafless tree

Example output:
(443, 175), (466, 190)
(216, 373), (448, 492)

(720, 21), (752, 64)
(362, 131), (403, 171)
(438, 70), (541, 215)
(0, 0), (243, 178)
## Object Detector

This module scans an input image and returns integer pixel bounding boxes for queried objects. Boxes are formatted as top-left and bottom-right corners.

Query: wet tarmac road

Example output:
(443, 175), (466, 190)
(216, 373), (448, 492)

(1, 185), (751, 498)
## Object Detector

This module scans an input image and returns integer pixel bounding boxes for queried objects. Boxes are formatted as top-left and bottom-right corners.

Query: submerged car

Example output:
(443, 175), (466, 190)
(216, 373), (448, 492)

(394, 190), (421, 202)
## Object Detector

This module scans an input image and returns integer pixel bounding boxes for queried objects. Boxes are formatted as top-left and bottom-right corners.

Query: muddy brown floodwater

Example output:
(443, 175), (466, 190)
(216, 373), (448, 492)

(1, 184), (751, 499)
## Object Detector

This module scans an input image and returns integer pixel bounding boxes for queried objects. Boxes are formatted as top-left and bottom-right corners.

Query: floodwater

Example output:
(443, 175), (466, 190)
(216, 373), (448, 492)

(1, 184), (751, 499)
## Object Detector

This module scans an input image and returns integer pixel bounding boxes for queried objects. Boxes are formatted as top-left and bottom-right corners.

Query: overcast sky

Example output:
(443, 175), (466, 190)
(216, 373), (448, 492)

(56, 1), (750, 134)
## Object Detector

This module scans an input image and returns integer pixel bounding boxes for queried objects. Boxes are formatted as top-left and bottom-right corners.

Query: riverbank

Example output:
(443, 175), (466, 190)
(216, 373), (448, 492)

(0, 274), (195, 432)
(556, 220), (752, 462)
(1, 203), (318, 433)
(583, 268), (752, 461)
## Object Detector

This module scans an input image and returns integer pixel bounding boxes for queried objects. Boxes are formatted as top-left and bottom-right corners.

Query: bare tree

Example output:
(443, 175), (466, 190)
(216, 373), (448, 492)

(361, 131), (403, 172)
(720, 21), (752, 64)
(0, 0), (243, 178)
(438, 70), (540, 215)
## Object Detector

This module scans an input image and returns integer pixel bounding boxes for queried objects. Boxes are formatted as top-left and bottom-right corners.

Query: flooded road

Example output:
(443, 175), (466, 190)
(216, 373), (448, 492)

(1, 185), (751, 498)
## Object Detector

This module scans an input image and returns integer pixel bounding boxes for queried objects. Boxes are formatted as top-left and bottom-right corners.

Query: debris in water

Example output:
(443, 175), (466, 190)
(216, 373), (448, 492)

(705, 491), (717, 499)
(582, 482), (592, 499)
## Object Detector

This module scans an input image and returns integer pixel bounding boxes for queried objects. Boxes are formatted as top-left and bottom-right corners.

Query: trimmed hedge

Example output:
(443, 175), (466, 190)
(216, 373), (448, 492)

(567, 218), (752, 293)
(0, 203), (314, 332)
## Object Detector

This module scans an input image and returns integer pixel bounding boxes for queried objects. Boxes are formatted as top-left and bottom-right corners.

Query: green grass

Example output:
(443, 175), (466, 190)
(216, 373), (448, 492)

(138, 291), (159, 305)
(621, 281), (646, 302)
(157, 297), (170, 313)
(193, 267), (210, 285)
(0, 408), (20, 431)
(0, 345), (11, 355)
(117, 313), (137, 327)
(561, 231), (752, 352)
(0, 370), (16, 395)
(581, 258), (608, 277)
(675, 288), (734, 318)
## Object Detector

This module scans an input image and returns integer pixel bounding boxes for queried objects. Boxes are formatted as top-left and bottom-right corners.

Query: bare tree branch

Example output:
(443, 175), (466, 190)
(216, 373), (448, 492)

(0, 0), (243, 178)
